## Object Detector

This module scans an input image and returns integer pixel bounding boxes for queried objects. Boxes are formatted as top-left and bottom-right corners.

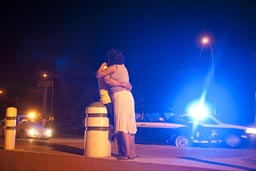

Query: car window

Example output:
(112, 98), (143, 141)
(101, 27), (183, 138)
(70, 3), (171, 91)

(135, 113), (143, 121)
(142, 113), (165, 122)
(167, 115), (190, 125)
(138, 112), (189, 124)
(20, 119), (28, 123)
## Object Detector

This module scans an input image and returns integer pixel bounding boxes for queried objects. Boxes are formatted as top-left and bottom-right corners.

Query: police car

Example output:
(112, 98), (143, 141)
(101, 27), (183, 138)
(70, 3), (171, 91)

(135, 112), (194, 147)
(179, 113), (256, 148)
(135, 111), (256, 148)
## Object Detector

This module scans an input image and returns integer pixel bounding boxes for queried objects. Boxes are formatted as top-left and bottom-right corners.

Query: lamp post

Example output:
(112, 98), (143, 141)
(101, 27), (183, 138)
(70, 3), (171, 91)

(0, 89), (7, 116)
(50, 79), (54, 116)
(201, 36), (216, 115)
(42, 73), (48, 126)
(254, 46), (256, 125)
(0, 89), (7, 101)
(0, 90), (3, 100)
(37, 73), (53, 127)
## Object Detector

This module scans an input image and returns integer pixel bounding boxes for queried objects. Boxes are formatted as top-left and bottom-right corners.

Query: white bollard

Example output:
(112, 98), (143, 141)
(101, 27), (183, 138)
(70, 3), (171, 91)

(84, 102), (111, 157)
(4, 107), (17, 150)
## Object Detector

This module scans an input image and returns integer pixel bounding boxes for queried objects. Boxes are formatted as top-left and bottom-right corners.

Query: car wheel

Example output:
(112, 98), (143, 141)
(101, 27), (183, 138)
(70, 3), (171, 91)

(18, 130), (27, 139)
(174, 135), (191, 147)
(225, 134), (241, 148)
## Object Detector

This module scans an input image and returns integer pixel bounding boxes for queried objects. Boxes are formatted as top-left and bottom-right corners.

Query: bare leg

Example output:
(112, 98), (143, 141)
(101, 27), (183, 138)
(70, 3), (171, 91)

(122, 132), (137, 158)
(122, 132), (131, 157)
(116, 132), (125, 156)
(130, 134), (137, 158)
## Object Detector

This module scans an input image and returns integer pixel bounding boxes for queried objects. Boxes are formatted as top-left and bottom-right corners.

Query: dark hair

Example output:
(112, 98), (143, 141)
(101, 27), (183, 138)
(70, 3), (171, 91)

(107, 49), (125, 66)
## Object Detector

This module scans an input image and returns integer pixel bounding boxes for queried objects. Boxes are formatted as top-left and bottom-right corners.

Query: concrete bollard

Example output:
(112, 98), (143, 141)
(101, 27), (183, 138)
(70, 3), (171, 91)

(84, 102), (111, 157)
(5, 107), (17, 150)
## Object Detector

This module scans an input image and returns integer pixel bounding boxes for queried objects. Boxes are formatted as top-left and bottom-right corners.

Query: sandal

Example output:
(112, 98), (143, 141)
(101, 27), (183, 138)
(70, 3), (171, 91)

(117, 156), (129, 160)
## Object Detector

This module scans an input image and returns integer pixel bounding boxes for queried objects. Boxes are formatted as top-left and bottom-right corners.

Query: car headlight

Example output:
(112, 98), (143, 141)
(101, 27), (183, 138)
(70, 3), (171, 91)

(44, 129), (53, 137)
(28, 128), (39, 136)
(246, 128), (256, 134)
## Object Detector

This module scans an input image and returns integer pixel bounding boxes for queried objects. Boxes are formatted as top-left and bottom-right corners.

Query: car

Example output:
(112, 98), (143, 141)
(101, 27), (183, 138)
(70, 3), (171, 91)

(179, 113), (256, 148)
(0, 115), (53, 139)
(135, 112), (194, 147)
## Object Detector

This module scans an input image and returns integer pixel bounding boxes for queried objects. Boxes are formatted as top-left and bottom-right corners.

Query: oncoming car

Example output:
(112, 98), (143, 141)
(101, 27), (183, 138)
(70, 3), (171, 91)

(179, 113), (256, 148)
(135, 112), (193, 147)
(0, 115), (53, 139)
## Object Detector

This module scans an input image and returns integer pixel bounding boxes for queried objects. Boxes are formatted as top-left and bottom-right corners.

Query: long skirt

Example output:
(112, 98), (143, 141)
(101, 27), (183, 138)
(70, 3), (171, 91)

(112, 90), (137, 134)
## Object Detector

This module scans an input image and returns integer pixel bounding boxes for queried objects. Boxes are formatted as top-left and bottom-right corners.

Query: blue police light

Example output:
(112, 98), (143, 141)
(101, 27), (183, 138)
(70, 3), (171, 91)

(185, 99), (210, 121)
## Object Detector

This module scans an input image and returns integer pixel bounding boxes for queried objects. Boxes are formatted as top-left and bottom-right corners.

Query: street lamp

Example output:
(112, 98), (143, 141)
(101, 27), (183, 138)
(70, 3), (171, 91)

(42, 73), (48, 126)
(201, 36), (216, 115)
(0, 89), (7, 101)
(43, 73), (47, 78)
(254, 47), (256, 125)
(36, 72), (54, 127)
(0, 90), (3, 101)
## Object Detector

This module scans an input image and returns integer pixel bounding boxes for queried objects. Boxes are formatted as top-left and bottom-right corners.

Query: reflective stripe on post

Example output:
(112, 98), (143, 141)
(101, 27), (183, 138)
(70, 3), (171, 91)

(85, 113), (109, 131)
(5, 107), (17, 150)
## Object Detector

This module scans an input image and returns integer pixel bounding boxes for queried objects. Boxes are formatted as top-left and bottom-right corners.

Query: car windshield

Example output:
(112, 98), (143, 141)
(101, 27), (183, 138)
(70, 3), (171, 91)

(18, 115), (41, 124)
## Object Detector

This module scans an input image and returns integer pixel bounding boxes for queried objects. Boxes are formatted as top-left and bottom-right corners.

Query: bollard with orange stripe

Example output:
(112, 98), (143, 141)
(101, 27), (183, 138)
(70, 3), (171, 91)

(4, 107), (17, 150)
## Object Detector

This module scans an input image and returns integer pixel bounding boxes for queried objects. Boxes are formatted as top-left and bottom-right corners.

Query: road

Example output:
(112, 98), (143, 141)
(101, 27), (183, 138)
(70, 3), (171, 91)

(3, 136), (256, 154)
(1, 136), (256, 157)
(1, 135), (256, 171)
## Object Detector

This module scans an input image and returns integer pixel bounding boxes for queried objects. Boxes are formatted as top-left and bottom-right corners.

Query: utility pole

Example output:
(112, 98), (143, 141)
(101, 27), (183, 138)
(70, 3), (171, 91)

(37, 73), (52, 127)
(254, 46), (256, 125)
(42, 85), (48, 127)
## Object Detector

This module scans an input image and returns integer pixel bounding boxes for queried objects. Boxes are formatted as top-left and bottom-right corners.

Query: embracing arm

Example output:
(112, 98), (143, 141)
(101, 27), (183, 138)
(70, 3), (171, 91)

(96, 62), (107, 74)
(104, 75), (132, 90)
(96, 63), (117, 78)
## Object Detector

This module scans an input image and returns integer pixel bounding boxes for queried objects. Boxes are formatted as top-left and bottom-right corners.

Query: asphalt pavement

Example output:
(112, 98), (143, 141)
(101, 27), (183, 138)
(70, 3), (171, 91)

(0, 135), (256, 171)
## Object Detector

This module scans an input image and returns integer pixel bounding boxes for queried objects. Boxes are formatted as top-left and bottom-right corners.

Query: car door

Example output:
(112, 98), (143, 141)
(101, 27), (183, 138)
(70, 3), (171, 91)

(137, 121), (174, 143)
(136, 113), (185, 144)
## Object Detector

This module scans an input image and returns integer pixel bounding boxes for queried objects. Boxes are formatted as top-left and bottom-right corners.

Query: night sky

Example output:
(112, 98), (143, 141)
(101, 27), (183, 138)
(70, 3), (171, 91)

(0, 0), (256, 125)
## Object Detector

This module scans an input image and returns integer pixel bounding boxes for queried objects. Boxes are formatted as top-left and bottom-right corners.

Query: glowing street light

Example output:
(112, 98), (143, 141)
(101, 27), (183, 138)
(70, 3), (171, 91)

(201, 37), (210, 45)
(0, 89), (7, 100)
(43, 73), (47, 78)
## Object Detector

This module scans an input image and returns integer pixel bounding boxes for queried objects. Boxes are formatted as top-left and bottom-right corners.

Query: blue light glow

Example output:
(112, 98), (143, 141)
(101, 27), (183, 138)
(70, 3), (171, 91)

(185, 90), (211, 121)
